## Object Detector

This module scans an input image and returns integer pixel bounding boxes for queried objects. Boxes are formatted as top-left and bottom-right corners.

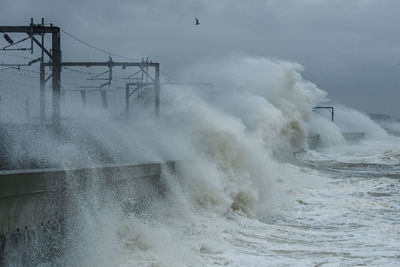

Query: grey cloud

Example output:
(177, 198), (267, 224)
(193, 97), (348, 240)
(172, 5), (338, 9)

(0, 0), (399, 117)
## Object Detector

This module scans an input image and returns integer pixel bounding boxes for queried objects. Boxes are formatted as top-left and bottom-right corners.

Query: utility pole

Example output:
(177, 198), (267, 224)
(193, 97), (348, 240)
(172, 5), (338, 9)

(0, 19), (62, 128)
(51, 25), (61, 127)
(80, 90), (87, 106)
(154, 63), (160, 118)
(125, 83), (130, 116)
(39, 18), (45, 120)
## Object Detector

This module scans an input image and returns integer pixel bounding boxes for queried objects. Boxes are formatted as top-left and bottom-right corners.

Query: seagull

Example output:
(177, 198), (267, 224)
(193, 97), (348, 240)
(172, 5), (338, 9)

(195, 18), (200, 25)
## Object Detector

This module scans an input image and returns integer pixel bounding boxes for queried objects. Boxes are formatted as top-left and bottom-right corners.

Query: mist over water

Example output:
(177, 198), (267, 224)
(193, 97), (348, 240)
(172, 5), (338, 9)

(2, 54), (400, 266)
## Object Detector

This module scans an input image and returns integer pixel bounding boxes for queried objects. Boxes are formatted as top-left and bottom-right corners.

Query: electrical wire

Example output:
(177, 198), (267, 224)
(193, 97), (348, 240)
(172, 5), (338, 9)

(1, 29), (181, 94)
(0, 68), (79, 87)
(0, 51), (36, 60)
(61, 29), (141, 61)
(160, 70), (177, 81)
(63, 66), (95, 75)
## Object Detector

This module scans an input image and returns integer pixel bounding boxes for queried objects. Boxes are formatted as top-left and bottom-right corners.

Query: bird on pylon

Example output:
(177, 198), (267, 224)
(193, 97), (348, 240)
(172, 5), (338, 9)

(195, 18), (200, 25)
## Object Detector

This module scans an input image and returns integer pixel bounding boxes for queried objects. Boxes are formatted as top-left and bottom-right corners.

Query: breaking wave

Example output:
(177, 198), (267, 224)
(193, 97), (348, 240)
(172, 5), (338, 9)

(5, 54), (398, 266)
(63, 54), (330, 266)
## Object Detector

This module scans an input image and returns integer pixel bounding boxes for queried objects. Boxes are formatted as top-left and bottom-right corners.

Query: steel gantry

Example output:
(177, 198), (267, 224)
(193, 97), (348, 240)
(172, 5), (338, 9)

(43, 57), (160, 118)
(1, 19), (162, 127)
(0, 18), (61, 127)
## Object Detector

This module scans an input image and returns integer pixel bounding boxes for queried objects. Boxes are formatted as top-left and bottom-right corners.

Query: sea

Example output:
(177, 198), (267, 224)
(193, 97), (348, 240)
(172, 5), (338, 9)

(108, 138), (400, 267)
(2, 54), (400, 266)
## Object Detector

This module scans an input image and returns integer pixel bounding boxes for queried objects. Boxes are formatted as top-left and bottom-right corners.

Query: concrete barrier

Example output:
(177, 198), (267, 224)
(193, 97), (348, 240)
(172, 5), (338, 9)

(0, 162), (174, 236)
(0, 161), (174, 264)
(307, 132), (366, 149)
(307, 134), (320, 150)
(342, 132), (366, 142)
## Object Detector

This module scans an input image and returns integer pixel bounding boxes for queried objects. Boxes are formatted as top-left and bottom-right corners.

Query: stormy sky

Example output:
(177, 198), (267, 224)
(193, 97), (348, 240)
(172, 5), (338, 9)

(1, 0), (399, 118)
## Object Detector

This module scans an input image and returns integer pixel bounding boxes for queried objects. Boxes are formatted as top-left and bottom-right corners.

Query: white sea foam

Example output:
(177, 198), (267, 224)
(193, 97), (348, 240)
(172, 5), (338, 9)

(58, 55), (400, 266)
(47, 54), (331, 266)
(4, 54), (399, 266)
(333, 105), (389, 139)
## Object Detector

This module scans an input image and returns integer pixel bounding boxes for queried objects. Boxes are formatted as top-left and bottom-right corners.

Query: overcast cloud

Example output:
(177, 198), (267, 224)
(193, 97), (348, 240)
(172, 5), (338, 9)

(1, 0), (399, 118)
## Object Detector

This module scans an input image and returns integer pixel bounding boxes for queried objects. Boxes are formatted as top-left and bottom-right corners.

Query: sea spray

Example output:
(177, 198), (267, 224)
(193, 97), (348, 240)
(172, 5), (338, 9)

(55, 53), (400, 265)
(333, 105), (388, 139)
(308, 114), (345, 148)
(58, 54), (331, 265)
(2, 54), (337, 266)
(177, 54), (327, 153)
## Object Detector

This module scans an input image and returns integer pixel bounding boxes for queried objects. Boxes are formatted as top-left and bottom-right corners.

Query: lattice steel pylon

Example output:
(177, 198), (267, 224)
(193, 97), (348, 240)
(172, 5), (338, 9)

(43, 57), (160, 118)
(0, 18), (61, 128)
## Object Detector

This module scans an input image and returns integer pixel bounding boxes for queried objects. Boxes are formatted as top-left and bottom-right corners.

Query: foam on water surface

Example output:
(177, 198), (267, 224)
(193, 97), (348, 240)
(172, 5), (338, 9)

(2, 54), (400, 266)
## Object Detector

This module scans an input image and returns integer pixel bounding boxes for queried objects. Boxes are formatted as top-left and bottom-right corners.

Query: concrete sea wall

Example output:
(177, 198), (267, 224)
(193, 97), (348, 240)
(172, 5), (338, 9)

(307, 132), (366, 149)
(0, 161), (174, 264)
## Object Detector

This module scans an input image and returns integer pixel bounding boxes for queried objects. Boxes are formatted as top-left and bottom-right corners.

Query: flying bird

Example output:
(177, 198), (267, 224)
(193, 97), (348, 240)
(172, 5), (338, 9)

(195, 18), (200, 25)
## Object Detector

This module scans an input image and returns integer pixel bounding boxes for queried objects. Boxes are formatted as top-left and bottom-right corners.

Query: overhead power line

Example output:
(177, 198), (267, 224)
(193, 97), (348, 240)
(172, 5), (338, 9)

(61, 29), (141, 61)
(160, 70), (177, 81)
(61, 30), (178, 82)
(0, 51), (36, 61)
(63, 66), (94, 75)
